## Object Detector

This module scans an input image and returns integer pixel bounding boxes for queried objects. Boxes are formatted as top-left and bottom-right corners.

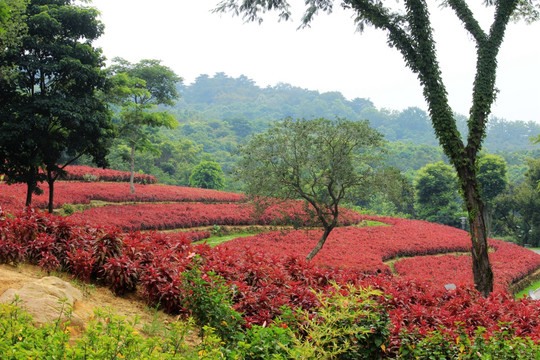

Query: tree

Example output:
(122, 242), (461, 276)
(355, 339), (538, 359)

(236, 117), (384, 260)
(109, 58), (181, 193)
(0, 0), (113, 212)
(477, 154), (508, 236)
(514, 158), (540, 246)
(0, 0), (26, 47)
(215, 0), (539, 296)
(414, 162), (464, 227)
(189, 160), (226, 190)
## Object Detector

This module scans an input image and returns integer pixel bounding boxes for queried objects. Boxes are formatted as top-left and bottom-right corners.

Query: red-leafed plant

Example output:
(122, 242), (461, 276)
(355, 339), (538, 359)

(103, 255), (140, 295)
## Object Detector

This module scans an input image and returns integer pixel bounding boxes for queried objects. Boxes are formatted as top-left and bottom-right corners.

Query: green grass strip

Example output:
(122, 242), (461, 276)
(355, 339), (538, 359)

(515, 278), (540, 300)
(197, 232), (255, 247)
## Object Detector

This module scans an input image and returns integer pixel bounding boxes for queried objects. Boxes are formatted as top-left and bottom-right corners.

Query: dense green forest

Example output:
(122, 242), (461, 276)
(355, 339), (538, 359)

(107, 73), (538, 185)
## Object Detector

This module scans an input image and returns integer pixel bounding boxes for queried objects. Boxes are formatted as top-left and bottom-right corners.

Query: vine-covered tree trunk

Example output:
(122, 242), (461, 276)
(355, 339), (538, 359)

(460, 168), (494, 296)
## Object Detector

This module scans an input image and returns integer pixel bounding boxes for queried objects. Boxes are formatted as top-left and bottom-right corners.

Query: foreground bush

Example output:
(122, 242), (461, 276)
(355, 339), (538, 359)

(0, 302), (202, 359)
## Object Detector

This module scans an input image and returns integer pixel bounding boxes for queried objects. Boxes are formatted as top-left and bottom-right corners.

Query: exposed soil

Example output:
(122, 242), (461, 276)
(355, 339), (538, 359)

(0, 264), (197, 342)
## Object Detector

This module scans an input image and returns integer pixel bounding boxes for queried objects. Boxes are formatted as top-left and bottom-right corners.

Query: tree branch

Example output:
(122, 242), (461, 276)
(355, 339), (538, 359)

(446, 0), (488, 45)
(466, 0), (519, 156)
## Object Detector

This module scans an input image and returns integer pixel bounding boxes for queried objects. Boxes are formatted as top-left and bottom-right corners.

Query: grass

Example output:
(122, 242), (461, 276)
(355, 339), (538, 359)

(359, 220), (390, 227)
(515, 278), (540, 299)
(196, 232), (254, 247)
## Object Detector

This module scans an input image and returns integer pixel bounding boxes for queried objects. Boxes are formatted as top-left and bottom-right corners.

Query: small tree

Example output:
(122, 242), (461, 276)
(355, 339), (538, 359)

(236, 117), (384, 260)
(414, 162), (464, 227)
(109, 58), (180, 193)
(477, 154), (508, 236)
(189, 161), (226, 190)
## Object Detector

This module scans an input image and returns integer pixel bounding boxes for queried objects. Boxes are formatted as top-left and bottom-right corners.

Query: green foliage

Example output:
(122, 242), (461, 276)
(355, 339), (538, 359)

(358, 166), (416, 217)
(399, 326), (540, 359)
(173, 74), (539, 153)
(189, 160), (226, 190)
(287, 284), (390, 360)
(61, 203), (75, 216)
(0, 0), (26, 49)
(0, 300), (219, 359)
(180, 266), (245, 344)
(414, 162), (465, 227)
(477, 154), (508, 204)
(233, 324), (295, 360)
(108, 58), (180, 193)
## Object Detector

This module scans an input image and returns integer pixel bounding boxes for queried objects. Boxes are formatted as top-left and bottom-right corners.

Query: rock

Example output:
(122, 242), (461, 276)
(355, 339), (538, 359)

(0, 276), (84, 327)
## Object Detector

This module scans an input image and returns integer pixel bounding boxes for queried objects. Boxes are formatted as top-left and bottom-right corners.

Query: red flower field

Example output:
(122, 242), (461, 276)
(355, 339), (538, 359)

(0, 181), (246, 210)
(218, 216), (540, 292)
(1, 178), (540, 355)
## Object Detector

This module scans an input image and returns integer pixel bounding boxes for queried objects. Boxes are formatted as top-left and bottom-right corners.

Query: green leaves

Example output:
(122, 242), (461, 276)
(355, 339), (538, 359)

(189, 160), (226, 190)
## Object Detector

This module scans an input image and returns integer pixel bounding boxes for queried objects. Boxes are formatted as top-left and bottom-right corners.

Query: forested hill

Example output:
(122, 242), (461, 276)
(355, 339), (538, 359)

(170, 73), (539, 152)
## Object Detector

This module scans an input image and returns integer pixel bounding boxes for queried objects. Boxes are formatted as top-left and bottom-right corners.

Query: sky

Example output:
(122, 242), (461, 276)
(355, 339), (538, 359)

(89, 0), (540, 123)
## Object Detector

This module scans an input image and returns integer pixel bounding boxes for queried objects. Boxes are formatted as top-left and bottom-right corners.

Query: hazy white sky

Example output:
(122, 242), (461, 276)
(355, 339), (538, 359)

(90, 0), (540, 123)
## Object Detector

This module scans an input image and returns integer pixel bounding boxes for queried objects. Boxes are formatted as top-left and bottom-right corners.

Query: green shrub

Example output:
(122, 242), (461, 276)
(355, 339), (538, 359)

(181, 267), (245, 344)
(234, 323), (295, 359)
(61, 203), (76, 216)
(287, 284), (390, 360)
(398, 325), (540, 360)
(0, 300), (206, 359)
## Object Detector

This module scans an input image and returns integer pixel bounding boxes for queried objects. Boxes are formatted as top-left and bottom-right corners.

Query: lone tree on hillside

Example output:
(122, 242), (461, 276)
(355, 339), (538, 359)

(236, 117), (384, 260)
(216, 0), (539, 296)
(109, 58), (180, 193)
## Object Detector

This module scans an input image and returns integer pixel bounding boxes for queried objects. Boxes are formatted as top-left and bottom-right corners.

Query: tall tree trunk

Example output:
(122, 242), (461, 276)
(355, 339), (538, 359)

(47, 178), (55, 213)
(25, 182), (34, 207)
(25, 170), (38, 207)
(46, 169), (55, 214)
(129, 144), (135, 194)
(306, 225), (334, 261)
(462, 174), (494, 297)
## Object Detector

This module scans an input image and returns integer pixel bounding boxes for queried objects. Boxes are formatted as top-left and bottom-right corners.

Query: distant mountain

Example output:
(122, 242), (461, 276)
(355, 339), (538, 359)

(170, 73), (539, 152)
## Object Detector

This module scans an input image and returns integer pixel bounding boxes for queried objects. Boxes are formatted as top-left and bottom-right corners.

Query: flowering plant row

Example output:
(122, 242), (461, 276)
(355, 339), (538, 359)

(0, 182), (246, 210)
(0, 208), (539, 356)
(62, 165), (158, 184)
(68, 201), (364, 231)
(393, 240), (540, 292)
(220, 216), (540, 292)
(219, 216), (474, 272)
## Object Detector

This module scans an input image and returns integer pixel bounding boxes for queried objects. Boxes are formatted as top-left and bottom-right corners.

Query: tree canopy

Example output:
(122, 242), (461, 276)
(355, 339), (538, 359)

(236, 117), (385, 260)
(0, 0), (113, 211)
